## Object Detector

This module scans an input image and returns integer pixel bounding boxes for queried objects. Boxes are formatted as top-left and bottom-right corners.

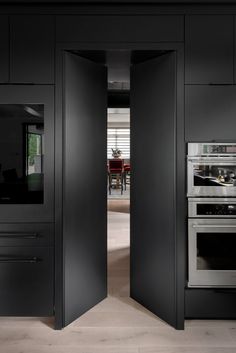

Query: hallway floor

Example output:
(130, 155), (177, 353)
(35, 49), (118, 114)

(0, 200), (236, 352)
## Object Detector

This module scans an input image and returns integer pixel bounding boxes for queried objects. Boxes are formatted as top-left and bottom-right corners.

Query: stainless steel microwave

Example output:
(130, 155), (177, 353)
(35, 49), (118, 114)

(187, 143), (236, 197)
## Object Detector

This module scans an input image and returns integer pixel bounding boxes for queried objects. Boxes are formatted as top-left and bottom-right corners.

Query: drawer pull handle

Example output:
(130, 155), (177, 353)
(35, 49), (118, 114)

(0, 256), (41, 264)
(0, 233), (38, 239)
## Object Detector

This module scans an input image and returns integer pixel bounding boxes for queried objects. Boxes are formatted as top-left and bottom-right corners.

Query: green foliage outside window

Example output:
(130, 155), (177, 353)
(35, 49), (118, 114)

(28, 133), (40, 166)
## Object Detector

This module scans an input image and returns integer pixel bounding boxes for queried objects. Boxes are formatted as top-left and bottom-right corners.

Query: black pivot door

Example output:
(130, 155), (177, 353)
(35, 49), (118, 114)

(63, 52), (107, 327)
(130, 52), (182, 328)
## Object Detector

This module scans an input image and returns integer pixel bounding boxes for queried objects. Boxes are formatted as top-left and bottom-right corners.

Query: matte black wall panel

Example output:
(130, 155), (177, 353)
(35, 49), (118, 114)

(130, 52), (178, 328)
(56, 16), (184, 43)
(63, 52), (107, 327)
(185, 85), (236, 141)
(0, 246), (54, 316)
(0, 16), (9, 83)
(185, 15), (234, 84)
(185, 289), (236, 319)
(11, 15), (54, 83)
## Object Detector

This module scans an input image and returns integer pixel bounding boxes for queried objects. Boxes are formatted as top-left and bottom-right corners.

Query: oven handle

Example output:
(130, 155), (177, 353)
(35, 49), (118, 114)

(192, 224), (236, 228)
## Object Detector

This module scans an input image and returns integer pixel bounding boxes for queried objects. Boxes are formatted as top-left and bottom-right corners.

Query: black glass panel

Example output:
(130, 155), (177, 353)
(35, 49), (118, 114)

(193, 165), (236, 187)
(197, 233), (236, 270)
(0, 104), (44, 204)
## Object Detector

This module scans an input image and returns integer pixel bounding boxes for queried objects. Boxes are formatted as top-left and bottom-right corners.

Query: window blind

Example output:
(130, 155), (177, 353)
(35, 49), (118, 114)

(107, 128), (130, 159)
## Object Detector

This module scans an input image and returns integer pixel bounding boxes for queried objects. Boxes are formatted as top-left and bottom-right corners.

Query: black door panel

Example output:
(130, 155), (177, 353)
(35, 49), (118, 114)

(63, 52), (107, 327)
(130, 52), (180, 328)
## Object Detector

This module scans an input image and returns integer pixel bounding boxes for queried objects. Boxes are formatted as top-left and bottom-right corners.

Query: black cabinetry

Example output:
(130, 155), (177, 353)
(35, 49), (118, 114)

(0, 16), (9, 83)
(185, 15), (234, 84)
(185, 85), (236, 141)
(56, 15), (183, 42)
(10, 16), (55, 84)
(185, 288), (236, 319)
(0, 223), (54, 316)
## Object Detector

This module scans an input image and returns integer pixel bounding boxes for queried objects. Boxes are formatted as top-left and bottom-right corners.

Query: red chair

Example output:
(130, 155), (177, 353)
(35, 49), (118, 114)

(108, 159), (124, 194)
(123, 163), (131, 191)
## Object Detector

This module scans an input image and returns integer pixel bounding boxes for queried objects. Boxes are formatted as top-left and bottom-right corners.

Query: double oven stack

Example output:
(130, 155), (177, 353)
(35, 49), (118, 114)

(187, 143), (236, 288)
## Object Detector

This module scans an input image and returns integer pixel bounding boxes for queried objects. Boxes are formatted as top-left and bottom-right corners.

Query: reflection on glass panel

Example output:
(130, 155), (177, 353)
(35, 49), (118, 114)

(193, 164), (236, 187)
(0, 104), (44, 204)
(197, 233), (236, 270)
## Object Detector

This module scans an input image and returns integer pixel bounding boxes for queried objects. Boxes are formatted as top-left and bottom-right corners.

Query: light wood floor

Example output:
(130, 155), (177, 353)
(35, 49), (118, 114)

(1, 199), (236, 352)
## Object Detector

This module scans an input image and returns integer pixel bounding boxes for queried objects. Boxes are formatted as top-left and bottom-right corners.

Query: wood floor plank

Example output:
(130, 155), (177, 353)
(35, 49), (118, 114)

(0, 200), (235, 352)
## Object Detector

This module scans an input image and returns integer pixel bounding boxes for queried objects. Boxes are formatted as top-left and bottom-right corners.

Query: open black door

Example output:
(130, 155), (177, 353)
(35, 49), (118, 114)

(130, 52), (182, 328)
(63, 52), (107, 327)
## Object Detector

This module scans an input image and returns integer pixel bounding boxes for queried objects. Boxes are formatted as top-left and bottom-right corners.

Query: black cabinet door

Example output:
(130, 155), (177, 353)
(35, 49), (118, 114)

(56, 15), (183, 43)
(185, 15), (234, 84)
(0, 246), (54, 316)
(63, 52), (107, 327)
(0, 86), (54, 222)
(10, 15), (54, 84)
(130, 52), (183, 329)
(185, 85), (236, 141)
(0, 16), (9, 83)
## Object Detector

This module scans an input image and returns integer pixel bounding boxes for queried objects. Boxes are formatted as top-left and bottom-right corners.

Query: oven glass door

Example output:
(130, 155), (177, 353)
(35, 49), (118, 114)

(0, 104), (44, 204)
(188, 219), (236, 287)
(188, 159), (236, 197)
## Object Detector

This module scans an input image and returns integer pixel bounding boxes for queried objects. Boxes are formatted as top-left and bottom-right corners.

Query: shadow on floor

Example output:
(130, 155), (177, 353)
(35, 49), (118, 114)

(107, 200), (130, 213)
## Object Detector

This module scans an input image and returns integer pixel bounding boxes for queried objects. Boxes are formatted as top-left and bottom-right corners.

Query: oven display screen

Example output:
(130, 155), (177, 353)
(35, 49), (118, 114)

(197, 204), (236, 216)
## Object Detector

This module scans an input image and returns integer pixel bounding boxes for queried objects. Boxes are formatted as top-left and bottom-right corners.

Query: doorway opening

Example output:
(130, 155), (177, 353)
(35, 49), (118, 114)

(62, 48), (179, 329)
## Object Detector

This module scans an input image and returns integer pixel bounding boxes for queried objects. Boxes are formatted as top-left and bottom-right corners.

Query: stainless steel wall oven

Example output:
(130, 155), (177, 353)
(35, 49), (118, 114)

(188, 198), (236, 287)
(187, 143), (236, 288)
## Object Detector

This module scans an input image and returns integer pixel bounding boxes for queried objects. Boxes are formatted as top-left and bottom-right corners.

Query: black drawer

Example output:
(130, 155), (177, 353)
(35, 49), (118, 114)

(185, 288), (236, 319)
(0, 246), (54, 316)
(0, 223), (54, 247)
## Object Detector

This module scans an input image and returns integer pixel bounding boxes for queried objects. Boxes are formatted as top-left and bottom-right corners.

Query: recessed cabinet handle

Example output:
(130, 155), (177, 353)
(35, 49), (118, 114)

(0, 233), (38, 239)
(192, 224), (236, 228)
(0, 256), (41, 264)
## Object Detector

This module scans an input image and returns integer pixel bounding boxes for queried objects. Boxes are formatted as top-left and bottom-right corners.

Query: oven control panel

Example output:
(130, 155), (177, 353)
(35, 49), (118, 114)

(197, 204), (236, 216)
(188, 199), (236, 218)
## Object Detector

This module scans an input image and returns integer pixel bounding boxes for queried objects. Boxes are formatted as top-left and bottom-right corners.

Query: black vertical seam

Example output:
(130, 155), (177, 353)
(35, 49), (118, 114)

(8, 15), (10, 83)
(233, 15), (235, 84)
(183, 14), (186, 142)
(53, 14), (56, 316)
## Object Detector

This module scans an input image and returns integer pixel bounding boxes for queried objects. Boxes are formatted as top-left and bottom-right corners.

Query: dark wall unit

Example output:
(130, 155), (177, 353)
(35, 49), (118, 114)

(0, 2), (236, 329)
(0, 16), (9, 83)
(56, 15), (184, 42)
(185, 85), (236, 141)
(0, 223), (54, 316)
(185, 15), (234, 84)
(10, 15), (55, 84)
(185, 289), (236, 319)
